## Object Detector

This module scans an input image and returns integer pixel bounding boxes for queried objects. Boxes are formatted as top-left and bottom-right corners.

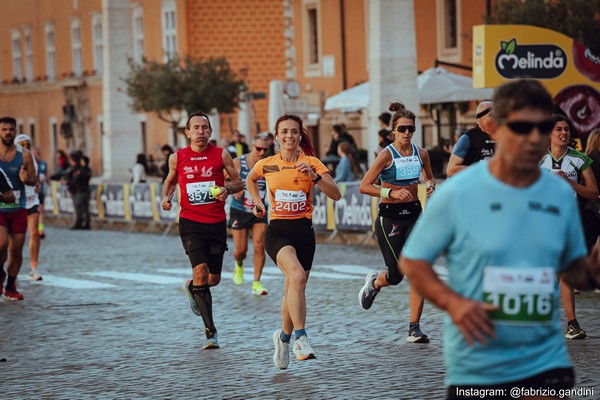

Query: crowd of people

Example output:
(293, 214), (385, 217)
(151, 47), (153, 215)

(3, 78), (599, 399)
(155, 80), (599, 400)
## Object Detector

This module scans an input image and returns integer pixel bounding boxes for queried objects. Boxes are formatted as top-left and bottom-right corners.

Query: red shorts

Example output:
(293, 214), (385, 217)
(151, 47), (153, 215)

(0, 209), (28, 234)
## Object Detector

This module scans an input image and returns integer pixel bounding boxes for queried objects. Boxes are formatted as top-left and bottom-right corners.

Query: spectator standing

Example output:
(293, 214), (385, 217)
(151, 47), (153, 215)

(65, 152), (91, 230)
(232, 130), (250, 156)
(377, 112), (393, 155)
(131, 153), (148, 184)
(160, 145), (174, 182)
(334, 142), (362, 182)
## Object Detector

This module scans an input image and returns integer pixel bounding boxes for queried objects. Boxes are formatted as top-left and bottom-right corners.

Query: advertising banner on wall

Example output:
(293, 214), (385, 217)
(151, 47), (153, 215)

(473, 25), (600, 146)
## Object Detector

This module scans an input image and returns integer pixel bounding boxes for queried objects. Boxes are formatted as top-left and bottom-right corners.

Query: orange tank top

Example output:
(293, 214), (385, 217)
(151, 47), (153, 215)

(253, 154), (329, 220)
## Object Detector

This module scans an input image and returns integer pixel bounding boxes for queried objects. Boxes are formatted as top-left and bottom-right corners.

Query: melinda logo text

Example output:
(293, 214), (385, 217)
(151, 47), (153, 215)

(495, 38), (567, 79)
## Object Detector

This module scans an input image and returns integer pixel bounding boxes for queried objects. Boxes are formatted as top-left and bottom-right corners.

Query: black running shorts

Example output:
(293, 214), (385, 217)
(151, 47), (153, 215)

(179, 218), (228, 274)
(264, 218), (316, 271)
(228, 208), (267, 230)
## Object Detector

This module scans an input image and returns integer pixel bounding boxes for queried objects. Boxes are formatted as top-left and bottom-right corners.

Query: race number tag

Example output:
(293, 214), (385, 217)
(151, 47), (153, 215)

(243, 189), (266, 211)
(483, 267), (555, 325)
(274, 189), (307, 217)
(186, 181), (216, 205)
(394, 155), (420, 181)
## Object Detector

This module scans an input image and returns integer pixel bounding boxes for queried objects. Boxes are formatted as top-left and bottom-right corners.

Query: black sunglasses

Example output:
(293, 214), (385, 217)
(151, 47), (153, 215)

(396, 125), (416, 133)
(502, 119), (554, 136)
(255, 146), (268, 152)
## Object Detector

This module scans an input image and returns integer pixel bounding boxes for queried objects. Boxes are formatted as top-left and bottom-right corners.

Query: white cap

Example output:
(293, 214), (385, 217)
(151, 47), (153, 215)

(15, 134), (32, 144)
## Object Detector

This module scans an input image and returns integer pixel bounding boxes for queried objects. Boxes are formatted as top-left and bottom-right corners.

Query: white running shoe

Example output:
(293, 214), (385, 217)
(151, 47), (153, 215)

(181, 280), (202, 316)
(29, 269), (43, 281)
(272, 329), (290, 369)
(203, 331), (219, 349)
(293, 335), (316, 361)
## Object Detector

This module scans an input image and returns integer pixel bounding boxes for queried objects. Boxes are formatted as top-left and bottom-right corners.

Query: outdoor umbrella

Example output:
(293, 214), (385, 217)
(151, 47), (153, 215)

(324, 67), (493, 111)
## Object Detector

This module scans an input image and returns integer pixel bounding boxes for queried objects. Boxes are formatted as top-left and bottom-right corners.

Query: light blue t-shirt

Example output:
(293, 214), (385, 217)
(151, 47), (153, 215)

(334, 157), (354, 182)
(402, 161), (587, 386)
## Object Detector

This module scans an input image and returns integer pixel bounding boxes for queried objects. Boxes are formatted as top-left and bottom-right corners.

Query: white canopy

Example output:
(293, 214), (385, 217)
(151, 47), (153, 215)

(324, 82), (369, 112)
(324, 67), (494, 111)
(418, 67), (494, 104)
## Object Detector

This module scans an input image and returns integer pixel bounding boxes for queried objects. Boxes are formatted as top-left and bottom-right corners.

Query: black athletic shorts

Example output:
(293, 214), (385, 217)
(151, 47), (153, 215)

(179, 217), (228, 274)
(374, 201), (421, 285)
(228, 208), (267, 230)
(264, 218), (315, 271)
(447, 367), (574, 400)
(27, 205), (40, 216)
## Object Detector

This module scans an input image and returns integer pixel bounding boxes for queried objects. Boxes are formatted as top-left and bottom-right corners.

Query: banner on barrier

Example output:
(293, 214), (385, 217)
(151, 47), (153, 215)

(334, 183), (376, 231)
(46, 181), (431, 232)
(100, 184), (128, 220)
(129, 183), (159, 221)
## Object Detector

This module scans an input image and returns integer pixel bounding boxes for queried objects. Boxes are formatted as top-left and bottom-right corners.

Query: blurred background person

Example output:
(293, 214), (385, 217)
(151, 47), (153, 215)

(131, 153), (148, 184)
(583, 128), (600, 254)
(146, 154), (159, 177)
(160, 145), (174, 182)
(33, 147), (47, 239)
(377, 112), (393, 155)
(231, 130), (249, 156)
(65, 152), (91, 230)
(335, 142), (362, 183)
(15, 135), (44, 281)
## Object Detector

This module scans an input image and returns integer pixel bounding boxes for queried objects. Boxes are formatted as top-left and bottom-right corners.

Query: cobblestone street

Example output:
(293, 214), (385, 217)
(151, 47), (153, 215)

(1, 227), (598, 399)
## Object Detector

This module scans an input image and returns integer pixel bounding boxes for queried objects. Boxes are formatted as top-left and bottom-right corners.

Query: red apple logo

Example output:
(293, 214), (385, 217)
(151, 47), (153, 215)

(554, 85), (600, 144)
(572, 40), (600, 82)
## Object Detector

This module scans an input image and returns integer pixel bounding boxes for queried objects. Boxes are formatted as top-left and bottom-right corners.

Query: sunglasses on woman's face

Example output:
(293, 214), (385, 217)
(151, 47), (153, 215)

(396, 125), (416, 133)
(255, 146), (268, 152)
(502, 119), (554, 136)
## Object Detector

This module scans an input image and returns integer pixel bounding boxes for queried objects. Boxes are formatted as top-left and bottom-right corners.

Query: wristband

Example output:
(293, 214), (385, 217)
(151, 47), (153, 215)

(312, 174), (322, 184)
(380, 188), (392, 198)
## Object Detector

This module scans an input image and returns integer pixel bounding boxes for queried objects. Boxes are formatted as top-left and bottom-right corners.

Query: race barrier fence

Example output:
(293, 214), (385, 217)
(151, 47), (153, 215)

(45, 181), (427, 235)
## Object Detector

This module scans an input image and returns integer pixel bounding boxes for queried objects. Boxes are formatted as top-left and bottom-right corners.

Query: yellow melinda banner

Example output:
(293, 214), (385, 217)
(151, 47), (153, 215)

(473, 25), (600, 144)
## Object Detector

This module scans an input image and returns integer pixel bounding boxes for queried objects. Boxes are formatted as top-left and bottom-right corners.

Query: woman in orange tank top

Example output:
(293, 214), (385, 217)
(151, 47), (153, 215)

(247, 114), (341, 369)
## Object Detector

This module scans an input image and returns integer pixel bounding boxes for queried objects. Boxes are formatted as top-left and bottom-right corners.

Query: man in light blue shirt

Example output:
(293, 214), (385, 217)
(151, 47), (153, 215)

(401, 80), (600, 399)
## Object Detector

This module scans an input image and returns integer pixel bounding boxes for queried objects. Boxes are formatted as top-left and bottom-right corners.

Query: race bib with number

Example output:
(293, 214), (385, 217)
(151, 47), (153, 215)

(483, 266), (555, 325)
(243, 189), (266, 211)
(186, 181), (216, 206)
(394, 156), (421, 181)
(274, 189), (307, 217)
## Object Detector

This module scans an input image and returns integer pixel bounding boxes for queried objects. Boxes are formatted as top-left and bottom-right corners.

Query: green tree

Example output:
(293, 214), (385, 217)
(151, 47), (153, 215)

(486, 0), (600, 55)
(122, 56), (244, 141)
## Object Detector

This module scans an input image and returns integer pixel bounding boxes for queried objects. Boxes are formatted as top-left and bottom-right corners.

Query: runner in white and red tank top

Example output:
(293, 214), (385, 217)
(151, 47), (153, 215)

(161, 112), (243, 349)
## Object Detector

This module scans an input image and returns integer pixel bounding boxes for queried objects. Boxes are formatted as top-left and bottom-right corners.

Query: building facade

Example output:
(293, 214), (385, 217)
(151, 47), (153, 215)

(0, 0), (489, 179)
